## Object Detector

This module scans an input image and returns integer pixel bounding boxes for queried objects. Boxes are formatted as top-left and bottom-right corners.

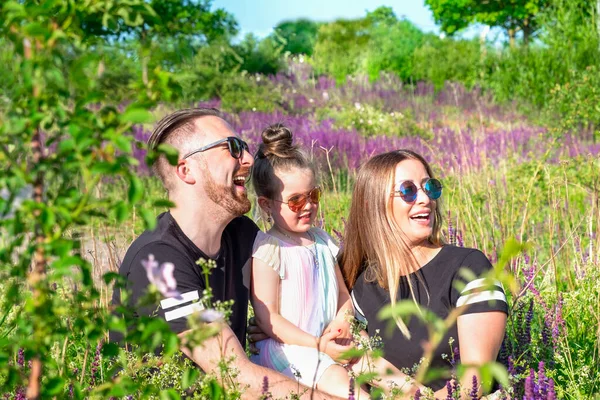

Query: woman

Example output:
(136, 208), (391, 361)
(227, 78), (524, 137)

(339, 149), (508, 397)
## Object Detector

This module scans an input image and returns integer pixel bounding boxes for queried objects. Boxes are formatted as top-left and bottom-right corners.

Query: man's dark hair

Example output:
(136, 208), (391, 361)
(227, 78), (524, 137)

(148, 108), (224, 190)
(148, 107), (223, 151)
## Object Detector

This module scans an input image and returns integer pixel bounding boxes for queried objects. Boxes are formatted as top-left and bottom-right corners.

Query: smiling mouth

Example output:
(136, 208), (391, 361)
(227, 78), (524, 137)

(410, 212), (430, 221)
(233, 175), (247, 186)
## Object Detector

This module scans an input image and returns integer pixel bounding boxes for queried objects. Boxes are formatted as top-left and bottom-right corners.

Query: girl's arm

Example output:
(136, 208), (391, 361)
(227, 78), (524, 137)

(251, 256), (336, 351)
(334, 262), (353, 319)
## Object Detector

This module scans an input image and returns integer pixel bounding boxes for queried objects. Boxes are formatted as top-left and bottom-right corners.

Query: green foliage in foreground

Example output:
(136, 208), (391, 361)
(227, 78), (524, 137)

(0, 0), (599, 398)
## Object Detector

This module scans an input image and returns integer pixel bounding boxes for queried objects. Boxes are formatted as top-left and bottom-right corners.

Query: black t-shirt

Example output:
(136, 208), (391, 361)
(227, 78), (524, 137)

(110, 212), (259, 348)
(351, 245), (508, 391)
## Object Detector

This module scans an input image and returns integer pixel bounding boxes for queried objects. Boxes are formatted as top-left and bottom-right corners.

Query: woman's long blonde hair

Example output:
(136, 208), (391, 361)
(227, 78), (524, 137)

(339, 150), (444, 339)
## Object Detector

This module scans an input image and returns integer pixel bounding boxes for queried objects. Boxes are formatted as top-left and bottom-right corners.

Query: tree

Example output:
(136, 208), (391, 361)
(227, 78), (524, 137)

(364, 16), (431, 81)
(424, 0), (550, 46)
(235, 33), (285, 75)
(83, 0), (239, 87)
(273, 18), (320, 56)
(312, 18), (372, 81)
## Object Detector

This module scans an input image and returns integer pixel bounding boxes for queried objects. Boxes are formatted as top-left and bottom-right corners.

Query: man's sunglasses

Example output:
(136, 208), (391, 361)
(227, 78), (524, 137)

(273, 187), (322, 213)
(393, 178), (443, 203)
(182, 137), (249, 160)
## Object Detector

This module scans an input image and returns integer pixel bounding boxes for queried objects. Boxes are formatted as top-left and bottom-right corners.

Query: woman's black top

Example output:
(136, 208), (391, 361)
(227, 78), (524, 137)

(351, 245), (508, 391)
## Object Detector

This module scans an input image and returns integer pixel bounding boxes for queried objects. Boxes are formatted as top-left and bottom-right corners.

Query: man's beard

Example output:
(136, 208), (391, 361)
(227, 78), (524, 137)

(203, 168), (251, 216)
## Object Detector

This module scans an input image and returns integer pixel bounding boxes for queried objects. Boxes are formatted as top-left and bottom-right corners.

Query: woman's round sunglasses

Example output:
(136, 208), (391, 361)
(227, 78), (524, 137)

(273, 187), (322, 213)
(182, 136), (249, 160)
(393, 178), (443, 203)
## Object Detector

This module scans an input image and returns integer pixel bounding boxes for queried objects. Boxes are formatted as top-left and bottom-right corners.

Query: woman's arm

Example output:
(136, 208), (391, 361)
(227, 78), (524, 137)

(435, 311), (507, 399)
(251, 257), (334, 351)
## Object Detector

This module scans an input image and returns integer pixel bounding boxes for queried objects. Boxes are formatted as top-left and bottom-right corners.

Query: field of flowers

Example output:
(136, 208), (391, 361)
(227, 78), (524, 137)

(2, 1), (599, 398)
(28, 61), (592, 399)
(3, 59), (599, 399)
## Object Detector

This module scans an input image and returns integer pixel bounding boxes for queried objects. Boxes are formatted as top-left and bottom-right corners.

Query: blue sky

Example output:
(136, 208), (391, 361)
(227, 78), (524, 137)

(212, 0), (441, 39)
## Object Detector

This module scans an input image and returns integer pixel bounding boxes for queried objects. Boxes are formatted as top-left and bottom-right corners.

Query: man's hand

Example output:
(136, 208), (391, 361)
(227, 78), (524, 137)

(247, 316), (269, 354)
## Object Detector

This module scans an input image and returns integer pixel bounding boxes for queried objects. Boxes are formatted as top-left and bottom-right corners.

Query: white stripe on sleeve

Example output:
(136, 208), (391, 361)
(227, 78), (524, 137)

(164, 302), (204, 321)
(351, 290), (368, 324)
(160, 290), (199, 310)
(460, 278), (504, 294)
(456, 290), (507, 308)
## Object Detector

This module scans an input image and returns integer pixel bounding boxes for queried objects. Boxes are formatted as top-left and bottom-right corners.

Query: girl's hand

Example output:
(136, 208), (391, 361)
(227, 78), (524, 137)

(324, 319), (353, 345)
(318, 328), (356, 364)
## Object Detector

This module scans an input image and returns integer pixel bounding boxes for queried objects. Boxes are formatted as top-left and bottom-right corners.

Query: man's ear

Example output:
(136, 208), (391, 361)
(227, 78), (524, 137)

(175, 159), (196, 185)
(257, 196), (271, 214)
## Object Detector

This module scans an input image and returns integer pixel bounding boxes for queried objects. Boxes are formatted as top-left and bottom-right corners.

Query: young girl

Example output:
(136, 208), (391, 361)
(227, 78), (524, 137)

(249, 124), (366, 398)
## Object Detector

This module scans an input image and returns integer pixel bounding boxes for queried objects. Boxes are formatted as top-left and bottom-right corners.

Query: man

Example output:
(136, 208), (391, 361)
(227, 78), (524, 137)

(111, 108), (342, 399)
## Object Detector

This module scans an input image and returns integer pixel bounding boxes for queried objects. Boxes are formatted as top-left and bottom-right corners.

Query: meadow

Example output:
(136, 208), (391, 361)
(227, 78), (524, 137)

(6, 64), (598, 399)
(1, 1), (600, 399)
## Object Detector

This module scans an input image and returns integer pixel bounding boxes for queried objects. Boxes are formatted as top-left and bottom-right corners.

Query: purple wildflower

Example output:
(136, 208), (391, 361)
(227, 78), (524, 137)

(447, 210), (455, 245)
(17, 348), (24, 368)
(89, 341), (102, 389)
(141, 254), (182, 299)
(469, 375), (479, 400)
(446, 380), (454, 400)
(456, 230), (464, 247)
(507, 356), (516, 378)
(261, 376), (270, 399)
(452, 346), (460, 366)
(541, 322), (551, 347)
(523, 368), (535, 400)
(518, 299), (534, 354)
(538, 361), (548, 398)
(547, 379), (556, 400)
(413, 388), (421, 400)
(348, 376), (355, 400)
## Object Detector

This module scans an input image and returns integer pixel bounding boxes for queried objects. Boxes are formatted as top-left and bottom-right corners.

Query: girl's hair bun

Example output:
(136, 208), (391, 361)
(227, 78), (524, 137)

(252, 123), (315, 199)
(259, 123), (296, 159)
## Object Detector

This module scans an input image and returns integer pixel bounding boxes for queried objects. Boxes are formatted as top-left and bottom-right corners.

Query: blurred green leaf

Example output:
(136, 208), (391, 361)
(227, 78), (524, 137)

(44, 377), (65, 395)
(356, 371), (378, 386)
(182, 367), (200, 390)
(159, 389), (180, 400)
(156, 143), (179, 166)
(128, 175), (144, 204)
(112, 201), (129, 222)
(153, 199), (175, 208)
(101, 342), (120, 357)
(140, 208), (157, 230)
(120, 108), (154, 124)
(206, 379), (225, 399)
(163, 332), (179, 356)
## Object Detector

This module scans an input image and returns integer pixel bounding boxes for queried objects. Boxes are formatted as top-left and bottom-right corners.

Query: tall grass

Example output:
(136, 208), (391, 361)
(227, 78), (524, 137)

(72, 144), (600, 398)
